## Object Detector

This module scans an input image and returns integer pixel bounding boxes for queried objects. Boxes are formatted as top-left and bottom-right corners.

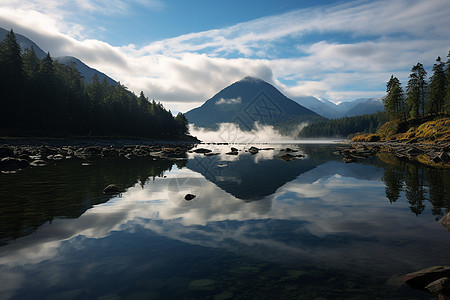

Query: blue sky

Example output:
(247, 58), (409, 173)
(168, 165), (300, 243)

(0, 0), (449, 113)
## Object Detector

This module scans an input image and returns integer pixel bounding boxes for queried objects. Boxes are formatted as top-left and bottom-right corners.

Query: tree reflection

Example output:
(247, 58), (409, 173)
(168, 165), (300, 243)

(427, 168), (450, 216)
(381, 158), (450, 216)
(381, 167), (404, 203)
(405, 165), (426, 216)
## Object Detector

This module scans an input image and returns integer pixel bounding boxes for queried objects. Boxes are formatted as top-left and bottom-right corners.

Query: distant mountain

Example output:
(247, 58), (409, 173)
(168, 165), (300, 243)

(343, 97), (384, 117)
(0, 27), (116, 85)
(295, 95), (385, 119)
(185, 77), (322, 129)
(295, 96), (341, 119)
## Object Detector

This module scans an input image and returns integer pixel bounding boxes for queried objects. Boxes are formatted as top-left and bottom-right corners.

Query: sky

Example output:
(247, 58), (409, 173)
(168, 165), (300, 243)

(0, 0), (449, 113)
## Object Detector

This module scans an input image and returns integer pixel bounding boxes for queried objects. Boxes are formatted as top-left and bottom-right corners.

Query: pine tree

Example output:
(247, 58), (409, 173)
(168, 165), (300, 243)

(444, 50), (450, 113)
(384, 75), (406, 120)
(406, 63), (427, 118)
(427, 56), (447, 115)
(22, 45), (41, 80)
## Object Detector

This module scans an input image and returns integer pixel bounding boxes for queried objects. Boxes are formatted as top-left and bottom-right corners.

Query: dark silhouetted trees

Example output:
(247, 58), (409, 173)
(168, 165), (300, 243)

(0, 30), (189, 138)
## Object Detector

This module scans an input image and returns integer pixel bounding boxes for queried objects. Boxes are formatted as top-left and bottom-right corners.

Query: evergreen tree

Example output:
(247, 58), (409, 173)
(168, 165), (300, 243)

(427, 56), (447, 115)
(384, 75), (406, 120)
(444, 51), (450, 113)
(22, 45), (41, 80)
(406, 63), (427, 118)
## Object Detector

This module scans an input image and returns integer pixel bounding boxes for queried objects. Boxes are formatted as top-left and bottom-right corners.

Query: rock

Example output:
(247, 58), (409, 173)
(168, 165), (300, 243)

(184, 194), (196, 201)
(226, 151), (238, 155)
(231, 147), (238, 152)
(440, 212), (450, 232)
(101, 148), (119, 158)
(0, 146), (14, 158)
(204, 152), (219, 156)
(277, 153), (296, 161)
(248, 146), (259, 154)
(193, 148), (212, 154)
(343, 156), (356, 163)
(403, 266), (450, 291)
(31, 160), (47, 167)
(0, 157), (29, 170)
(19, 154), (32, 161)
(53, 154), (64, 160)
(426, 277), (450, 296)
(103, 184), (120, 195)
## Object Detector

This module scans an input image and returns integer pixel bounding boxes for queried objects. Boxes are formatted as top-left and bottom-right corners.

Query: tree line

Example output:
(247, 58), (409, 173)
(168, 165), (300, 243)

(384, 51), (450, 120)
(297, 112), (388, 138)
(0, 30), (189, 137)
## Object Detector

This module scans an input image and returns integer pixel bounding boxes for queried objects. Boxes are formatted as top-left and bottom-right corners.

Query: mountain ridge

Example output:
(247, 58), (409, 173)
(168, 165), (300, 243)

(0, 27), (116, 85)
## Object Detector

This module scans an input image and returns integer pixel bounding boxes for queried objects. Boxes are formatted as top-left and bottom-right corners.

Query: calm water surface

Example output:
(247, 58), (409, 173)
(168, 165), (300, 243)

(1, 144), (449, 299)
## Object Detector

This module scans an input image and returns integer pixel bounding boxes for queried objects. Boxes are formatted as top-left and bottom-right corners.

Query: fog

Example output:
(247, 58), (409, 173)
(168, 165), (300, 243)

(189, 122), (309, 143)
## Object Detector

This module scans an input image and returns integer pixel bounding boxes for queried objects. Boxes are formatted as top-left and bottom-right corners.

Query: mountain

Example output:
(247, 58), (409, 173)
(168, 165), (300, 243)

(296, 95), (385, 119)
(55, 56), (116, 86)
(295, 96), (342, 119)
(185, 77), (323, 129)
(0, 28), (116, 85)
(343, 97), (384, 117)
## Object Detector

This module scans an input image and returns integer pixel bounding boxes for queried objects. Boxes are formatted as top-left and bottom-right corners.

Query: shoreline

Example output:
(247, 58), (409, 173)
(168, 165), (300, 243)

(339, 139), (450, 168)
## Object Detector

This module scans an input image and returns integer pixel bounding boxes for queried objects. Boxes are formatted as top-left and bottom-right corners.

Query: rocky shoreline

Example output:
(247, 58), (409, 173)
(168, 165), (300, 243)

(335, 140), (450, 168)
(0, 138), (198, 173)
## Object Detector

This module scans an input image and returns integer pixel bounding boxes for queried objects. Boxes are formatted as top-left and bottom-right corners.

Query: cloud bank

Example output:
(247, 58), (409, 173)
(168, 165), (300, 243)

(0, 0), (449, 112)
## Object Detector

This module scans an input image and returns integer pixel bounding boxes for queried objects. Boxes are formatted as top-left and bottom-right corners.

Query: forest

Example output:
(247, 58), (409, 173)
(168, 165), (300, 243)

(299, 50), (450, 138)
(0, 30), (189, 138)
(298, 112), (388, 138)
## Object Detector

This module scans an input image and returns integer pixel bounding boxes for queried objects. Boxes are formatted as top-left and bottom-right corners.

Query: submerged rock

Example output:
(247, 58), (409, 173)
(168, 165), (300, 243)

(277, 153), (296, 161)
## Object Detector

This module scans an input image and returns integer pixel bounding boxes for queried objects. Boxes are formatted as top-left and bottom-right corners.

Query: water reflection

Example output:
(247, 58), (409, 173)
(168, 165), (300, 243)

(0, 157), (180, 244)
(380, 153), (450, 216)
(0, 144), (449, 299)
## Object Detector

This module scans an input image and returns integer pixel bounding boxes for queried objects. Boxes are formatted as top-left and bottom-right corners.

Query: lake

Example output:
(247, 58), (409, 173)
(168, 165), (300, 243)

(1, 143), (449, 299)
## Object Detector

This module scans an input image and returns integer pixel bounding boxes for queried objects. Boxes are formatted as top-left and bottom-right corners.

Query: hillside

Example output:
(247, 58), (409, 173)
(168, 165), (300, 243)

(0, 27), (116, 85)
(185, 77), (323, 130)
(352, 115), (450, 144)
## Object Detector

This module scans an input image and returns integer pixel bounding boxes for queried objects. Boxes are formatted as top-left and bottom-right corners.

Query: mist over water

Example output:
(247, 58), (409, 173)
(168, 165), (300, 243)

(189, 122), (309, 143)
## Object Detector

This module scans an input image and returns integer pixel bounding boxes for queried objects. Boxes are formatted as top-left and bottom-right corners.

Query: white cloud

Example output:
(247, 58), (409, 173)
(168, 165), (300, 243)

(0, 0), (449, 112)
(215, 97), (242, 105)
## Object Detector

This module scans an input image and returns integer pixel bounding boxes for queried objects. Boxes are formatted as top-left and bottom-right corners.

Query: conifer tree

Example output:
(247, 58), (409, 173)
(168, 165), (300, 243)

(406, 63), (427, 118)
(444, 51), (450, 113)
(384, 75), (406, 120)
(427, 56), (447, 115)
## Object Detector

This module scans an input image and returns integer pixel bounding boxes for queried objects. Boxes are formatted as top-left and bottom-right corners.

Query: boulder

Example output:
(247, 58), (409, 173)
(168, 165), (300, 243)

(193, 148), (212, 154)
(0, 157), (29, 170)
(248, 146), (259, 155)
(31, 160), (47, 167)
(426, 277), (450, 296)
(103, 184), (120, 195)
(403, 266), (450, 291)
(440, 212), (450, 232)
(226, 151), (238, 155)
(277, 153), (296, 161)
(184, 194), (196, 201)
(0, 146), (14, 158)
(231, 147), (238, 152)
